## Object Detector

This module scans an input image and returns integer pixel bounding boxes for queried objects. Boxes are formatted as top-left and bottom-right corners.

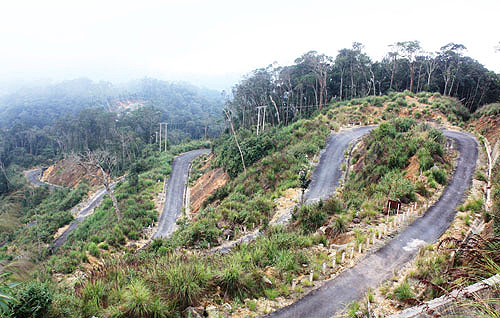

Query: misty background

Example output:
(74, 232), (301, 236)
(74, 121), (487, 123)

(0, 0), (498, 94)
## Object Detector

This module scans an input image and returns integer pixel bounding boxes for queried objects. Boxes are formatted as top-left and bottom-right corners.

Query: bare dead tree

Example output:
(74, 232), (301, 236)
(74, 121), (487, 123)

(69, 150), (122, 221)
(0, 157), (10, 191)
(223, 108), (246, 173)
(269, 95), (281, 126)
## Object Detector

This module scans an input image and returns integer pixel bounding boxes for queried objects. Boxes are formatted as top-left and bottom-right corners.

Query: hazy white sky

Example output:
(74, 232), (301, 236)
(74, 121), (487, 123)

(0, 0), (498, 90)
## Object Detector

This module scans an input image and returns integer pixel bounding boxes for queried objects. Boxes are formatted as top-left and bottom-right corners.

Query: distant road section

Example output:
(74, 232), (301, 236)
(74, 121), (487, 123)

(24, 169), (57, 189)
(267, 130), (477, 318)
(153, 149), (211, 239)
(51, 186), (110, 251)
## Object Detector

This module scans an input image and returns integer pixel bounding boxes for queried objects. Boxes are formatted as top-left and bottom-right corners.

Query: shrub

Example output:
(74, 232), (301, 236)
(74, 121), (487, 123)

(417, 148), (433, 171)
(122, 280), (167, 318)
(159, 260), (211, 310)
(87, 242), (100, 257)
(465, 199), (483, 212)
(294, 205), (328, 234)
(431, 169), (447, 185)
(10, 281), (53, 318)
(476, 171), (487, 182)
(393, 281), (415, 301)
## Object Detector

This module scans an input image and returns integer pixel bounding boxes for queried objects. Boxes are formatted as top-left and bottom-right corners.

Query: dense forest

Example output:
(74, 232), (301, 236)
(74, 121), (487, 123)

(226, 41), (500, 129)
(0, 78), (224, 195)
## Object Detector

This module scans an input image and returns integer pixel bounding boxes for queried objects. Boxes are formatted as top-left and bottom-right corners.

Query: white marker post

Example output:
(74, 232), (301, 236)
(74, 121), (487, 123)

(341, 251), (345, 263)
(309, 270), (314, 282)
(292, 279), (297, 291)
(350, 246), (354, 259)
(332, 251), (336, 268)
(358, 244), (362, 254)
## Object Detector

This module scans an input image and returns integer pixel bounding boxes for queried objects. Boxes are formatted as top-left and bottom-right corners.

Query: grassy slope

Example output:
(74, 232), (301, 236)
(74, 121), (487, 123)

(1, 91), (485, 317)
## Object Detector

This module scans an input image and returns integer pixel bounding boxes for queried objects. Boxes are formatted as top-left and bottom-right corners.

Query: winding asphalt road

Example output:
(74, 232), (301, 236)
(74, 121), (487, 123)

(267, 130), (477, 318)
(152, 148), (210, 239)
(304, 126), (375, 204)
(51, 185), (112, 251)
(24, 168), (116, 251)
(25, 169), (58, 189)
(212, 127), (375, 253)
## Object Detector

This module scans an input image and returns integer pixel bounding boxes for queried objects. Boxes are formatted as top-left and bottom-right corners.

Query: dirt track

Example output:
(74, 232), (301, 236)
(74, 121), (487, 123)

(267, 130), (477, 318)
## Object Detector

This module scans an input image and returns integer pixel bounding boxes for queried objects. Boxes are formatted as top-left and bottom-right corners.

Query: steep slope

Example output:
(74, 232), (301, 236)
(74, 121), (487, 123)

(268, 130), (477, 318)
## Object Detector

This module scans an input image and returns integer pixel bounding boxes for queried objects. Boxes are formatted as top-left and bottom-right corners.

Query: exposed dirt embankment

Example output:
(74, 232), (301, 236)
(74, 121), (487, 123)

(470, 114), (500, 148)
(41, 160), (103, 188)
(189, 167), (229, 214)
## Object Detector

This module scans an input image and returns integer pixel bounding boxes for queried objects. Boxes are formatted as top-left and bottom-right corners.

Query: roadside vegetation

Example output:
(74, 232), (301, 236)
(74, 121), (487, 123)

(342, 117), (450, 222)
(1, 89), (498, 318)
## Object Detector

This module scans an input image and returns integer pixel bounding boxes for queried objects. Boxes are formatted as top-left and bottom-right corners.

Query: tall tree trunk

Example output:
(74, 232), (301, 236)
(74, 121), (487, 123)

(339, 69), (344, 100)
(0, 159), (10, 190)
(409, 64), (415, 92)
(223, 109), (246, 173)
(269, 96), (281, 126)
(390, 59), (396, 90)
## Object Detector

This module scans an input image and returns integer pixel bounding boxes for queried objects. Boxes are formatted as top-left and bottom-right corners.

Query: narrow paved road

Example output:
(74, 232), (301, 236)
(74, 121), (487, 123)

(267, 130), (477, 318)
(51, 186), (110, 251)
(25, 169), (57, 189)
(305, 126), (375, 204)
(153, 149), (210, 239)
(24, 168), (117, 251)
(213, 127), (375, 253)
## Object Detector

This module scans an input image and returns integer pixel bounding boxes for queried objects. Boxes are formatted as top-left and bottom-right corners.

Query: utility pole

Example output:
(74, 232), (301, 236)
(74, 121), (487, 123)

(155, 131), (158, 144)
(164, 123), (168, 152)
(159, 123), (168, 152)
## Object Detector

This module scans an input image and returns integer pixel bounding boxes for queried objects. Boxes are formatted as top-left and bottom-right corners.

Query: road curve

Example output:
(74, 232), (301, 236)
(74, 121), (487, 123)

(267, 130), (477, 318)
(212, 127), (375, 254)
(153, 148), (210, 239)
(305, 126), (376, 204)
(24, 169), (57, 189)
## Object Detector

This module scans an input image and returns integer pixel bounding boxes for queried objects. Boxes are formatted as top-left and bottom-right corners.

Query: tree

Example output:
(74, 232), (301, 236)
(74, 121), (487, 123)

(387, 44), (401, 90)
(423, 52), (439, 90)
(439, 43), (467, 96)
(396, 41), (422, 92)
(295, 51), (332, 108)
(299, 168), (311, 204)
(70, 149), (122, 221)
(223, 109), (246, 174)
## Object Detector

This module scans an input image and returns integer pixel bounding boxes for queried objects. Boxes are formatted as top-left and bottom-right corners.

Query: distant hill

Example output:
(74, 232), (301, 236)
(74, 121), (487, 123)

(0, 78), (224, 136)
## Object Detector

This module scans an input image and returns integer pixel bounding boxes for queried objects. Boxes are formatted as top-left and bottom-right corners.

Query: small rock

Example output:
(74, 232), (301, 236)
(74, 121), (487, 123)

(184, 306), (203, 318)
(222, 302), (232, 311)
(353, 217), (360, 224)
(262, 276), (273, 286)
(205, 305), (219, 318)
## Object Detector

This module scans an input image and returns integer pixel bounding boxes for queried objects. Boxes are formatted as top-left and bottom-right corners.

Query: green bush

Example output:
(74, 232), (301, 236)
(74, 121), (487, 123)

(431, 169), (447, 185)
(87, 242), (100, 257)
(476, 171), (487, 182)
(10, 281), (52, 318)
(293, 205), (328, 234)
(393, 281), (415, 301)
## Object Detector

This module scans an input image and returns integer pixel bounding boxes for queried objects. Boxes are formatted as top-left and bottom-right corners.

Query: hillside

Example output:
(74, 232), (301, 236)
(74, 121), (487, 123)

(0, 78), (224, 197)
(0, 78), (223, 133)
(0, 90), (498, 318)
